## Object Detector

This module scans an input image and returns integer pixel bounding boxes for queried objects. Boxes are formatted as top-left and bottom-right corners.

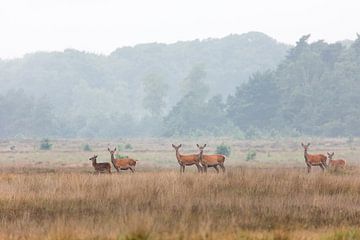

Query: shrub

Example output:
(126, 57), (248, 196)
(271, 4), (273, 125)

(246, 149), (256, 161)
(40, 138), (52, 150)
(83, 144), (92, 152)
(116, 154), (129, 159)
(216, 143), (231, 157)
(124, 143), (133, 150)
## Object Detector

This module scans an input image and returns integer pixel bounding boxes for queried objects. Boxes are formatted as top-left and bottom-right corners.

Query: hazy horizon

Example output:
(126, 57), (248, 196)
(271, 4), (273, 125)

(1, 0), (359, 59)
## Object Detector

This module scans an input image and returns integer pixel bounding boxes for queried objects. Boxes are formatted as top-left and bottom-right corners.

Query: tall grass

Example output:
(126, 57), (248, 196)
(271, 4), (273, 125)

(1, 168), (360, 239)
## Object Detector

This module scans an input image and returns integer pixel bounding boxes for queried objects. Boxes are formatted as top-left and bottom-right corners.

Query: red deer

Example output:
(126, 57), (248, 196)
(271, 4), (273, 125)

(196, 144), (225, 173)
(301, 143), (327, 173)
(89, 155), (111, 174)
(327, 152), (346, 169)
(108, 148), (137, 173)
(172, 144), (202, 173)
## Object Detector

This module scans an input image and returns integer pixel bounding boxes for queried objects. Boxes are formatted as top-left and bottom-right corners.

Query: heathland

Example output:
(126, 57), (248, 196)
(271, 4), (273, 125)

(1, 138), (360, 239)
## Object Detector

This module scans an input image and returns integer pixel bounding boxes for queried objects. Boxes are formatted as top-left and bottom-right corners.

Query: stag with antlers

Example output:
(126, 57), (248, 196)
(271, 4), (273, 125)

(301, 143), (327, 173)
(89, 155), (111, 174)
(108, 148), (138, 173)
(172, 144), (202, 173)
(196, 144), (225, 173)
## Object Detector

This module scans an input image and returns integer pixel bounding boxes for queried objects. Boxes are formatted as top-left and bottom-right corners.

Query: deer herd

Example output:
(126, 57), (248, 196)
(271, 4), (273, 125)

(89, 142), (347, 174)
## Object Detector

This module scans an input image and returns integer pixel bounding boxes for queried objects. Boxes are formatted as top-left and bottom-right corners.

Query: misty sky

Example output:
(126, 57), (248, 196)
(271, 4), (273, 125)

(1, 0), (359, 59)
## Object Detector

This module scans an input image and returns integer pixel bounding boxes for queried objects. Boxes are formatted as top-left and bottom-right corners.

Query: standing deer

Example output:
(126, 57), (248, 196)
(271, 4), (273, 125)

(172, 144), (202, 173)
(89, 155), (111, 174)
(196, 144), (225, 173)
(301, 143), (327, 173)
(327, 152), (346, 169)
(108, 148), (137, 173)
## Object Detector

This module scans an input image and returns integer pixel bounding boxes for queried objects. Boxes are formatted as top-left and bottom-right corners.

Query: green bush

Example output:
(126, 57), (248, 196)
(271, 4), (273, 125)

(124, 143), (133, 150)
(40, 138), (52, 150)
(83, 144), (92, 152)
(246, 149), (256, 161)
(216, 143), (231, 157)
(116, 154), (129, 159)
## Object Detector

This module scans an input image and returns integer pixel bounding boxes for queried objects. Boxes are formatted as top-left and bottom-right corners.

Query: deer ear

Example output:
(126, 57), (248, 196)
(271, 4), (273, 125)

(108, 148), (110, 151)
(179, 144), (182, 148)
(307, 143), (310, 146)
(114, 148), (116, 151)
(172, 144), (175, 148)
(301, 143), (304, 147)
(196, 144), (199, 147)
(204, 144), (207, 147)
(332, 152), (334, 155)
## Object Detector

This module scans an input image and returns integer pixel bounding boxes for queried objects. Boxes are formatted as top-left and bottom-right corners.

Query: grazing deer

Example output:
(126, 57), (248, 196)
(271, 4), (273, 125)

(301, 143), (327, 173)
(108, 148), (137, 173)
(196, 144), (225, 173)
(89, 155), (111, 174)
(172, 144), (202, 173)
(327, 152), (346, 169)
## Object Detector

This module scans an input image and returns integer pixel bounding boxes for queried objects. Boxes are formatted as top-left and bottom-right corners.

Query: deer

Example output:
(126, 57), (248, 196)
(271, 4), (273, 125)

(89, 155), (111, 174)
(108, 148), (137, 173)
(172, 144), (202, 173)
(196, 144), (225, 173)
(301, 143), (327, 173)
(327, 152), (346, 169)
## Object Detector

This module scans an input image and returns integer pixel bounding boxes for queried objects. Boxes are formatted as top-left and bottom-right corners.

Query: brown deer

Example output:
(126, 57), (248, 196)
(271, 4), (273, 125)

(301, 143), (327, 173)
(327, 152), (346, 169)
(89, 155), (111, 174)
(172, 144), (202, 173)
(196, 144), (225, 173)
(108, 148), (137, 173)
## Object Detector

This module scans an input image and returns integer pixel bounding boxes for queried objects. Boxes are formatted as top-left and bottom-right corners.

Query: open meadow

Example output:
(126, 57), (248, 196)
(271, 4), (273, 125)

(1, 138), (360, 239)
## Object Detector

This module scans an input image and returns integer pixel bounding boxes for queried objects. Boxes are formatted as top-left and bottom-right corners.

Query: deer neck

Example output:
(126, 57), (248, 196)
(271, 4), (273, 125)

(175, 149), (182, 163)
(92, 159), (97, 167)
(111, 153), (115, 161)
(198, 149), (203, 162)
(304, 149), (309, 162)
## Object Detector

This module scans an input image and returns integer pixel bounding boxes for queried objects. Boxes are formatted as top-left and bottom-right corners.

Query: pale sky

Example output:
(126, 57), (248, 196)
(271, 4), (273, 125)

(0, 0), (359, 59)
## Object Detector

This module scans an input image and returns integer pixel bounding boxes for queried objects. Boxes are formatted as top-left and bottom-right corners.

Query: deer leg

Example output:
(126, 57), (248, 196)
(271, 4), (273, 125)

(129, 167), (135, 173)
(220, 163), (225, 173)
(196, 163), (202, 173)
(203, 165), (208, 173)
(214, 165), (219, 173)
(319, 164), (325, 172)
(306, 163), (311, 173)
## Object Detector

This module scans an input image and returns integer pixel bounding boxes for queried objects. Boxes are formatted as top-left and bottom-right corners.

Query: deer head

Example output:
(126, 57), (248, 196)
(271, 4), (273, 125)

(89, 155), (98, 161)
(172, 144), (182, 151)
(196, 144), (207, 152)
(327, 152), (335, 160)
(301, 142), (311, 151)
(108, 147), (116, 155)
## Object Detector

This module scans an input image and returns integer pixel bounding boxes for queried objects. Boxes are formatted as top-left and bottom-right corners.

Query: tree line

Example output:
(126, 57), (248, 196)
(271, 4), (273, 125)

(1, 33), (359, 138)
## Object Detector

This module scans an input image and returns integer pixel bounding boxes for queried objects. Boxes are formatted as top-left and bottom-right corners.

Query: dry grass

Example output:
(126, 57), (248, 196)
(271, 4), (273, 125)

(1, 168), (360, 239)
(1, 138), (360, 239)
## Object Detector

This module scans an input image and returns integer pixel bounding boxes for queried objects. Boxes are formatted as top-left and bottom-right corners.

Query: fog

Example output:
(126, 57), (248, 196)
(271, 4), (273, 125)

(1, 1), (360, 139)
(1, 0), (359, 59)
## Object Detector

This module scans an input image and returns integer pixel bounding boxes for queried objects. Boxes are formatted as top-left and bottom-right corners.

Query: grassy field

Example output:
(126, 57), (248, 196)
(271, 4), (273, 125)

(1, 138), (360, 239)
